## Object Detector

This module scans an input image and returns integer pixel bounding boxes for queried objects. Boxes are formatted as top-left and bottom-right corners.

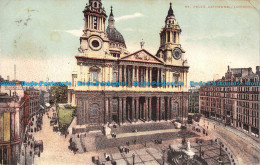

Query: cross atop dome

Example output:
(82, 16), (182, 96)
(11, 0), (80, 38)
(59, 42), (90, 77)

(167, 2), (174, 17)
(110, 6), (113, 17)
(140, 39), (145, 49)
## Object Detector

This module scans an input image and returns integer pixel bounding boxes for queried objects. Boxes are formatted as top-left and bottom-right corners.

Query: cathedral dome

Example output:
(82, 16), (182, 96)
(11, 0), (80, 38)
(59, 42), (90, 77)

(106, 27), (125, 45)
(106, 6), (126, 48)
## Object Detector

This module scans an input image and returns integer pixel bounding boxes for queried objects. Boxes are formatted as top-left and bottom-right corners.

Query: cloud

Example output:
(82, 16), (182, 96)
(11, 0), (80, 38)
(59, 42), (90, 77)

(64, 29), (83, 37)
(52, 28), (83, 37)
(115, 12), (144, 22)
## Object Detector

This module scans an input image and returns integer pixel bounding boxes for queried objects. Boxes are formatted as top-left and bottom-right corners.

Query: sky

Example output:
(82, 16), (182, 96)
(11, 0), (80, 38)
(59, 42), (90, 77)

(0, 0), (259, 83)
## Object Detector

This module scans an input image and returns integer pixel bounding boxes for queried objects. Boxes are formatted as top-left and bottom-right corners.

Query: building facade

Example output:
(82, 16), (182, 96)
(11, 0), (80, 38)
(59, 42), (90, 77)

(23, 90), (40, 131)
(68, 0), (189, 127)
(0, 93), (24, 164)
(188, 87), (200, 113)
(200, 66), (260, 141)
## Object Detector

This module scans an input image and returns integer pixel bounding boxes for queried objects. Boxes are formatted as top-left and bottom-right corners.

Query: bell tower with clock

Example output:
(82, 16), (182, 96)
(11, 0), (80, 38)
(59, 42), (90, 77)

(79, 0), (110, 58)
(156, 3), (185, 66)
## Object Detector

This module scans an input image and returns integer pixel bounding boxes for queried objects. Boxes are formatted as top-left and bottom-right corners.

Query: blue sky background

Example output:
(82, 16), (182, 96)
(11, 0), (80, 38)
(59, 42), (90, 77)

(0, 0), (259, 82)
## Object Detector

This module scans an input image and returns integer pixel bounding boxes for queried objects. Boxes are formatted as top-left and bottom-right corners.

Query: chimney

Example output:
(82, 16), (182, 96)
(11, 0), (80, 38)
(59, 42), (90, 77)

(256, 66), (260, 73)
(7, 76), (9, 81)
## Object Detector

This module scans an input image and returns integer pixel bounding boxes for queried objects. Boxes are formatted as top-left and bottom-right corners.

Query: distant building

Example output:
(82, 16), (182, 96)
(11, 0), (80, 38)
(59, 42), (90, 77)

(188, 87), (200, 113)
(200, 66), (260, 141)
(23, 89), (40, 131)
(39, 89), (50, 112)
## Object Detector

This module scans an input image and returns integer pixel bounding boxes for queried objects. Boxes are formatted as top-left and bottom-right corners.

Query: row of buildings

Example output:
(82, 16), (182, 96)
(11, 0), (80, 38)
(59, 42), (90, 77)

(0, 76), (50, 164)
(187, 66), (260, 142)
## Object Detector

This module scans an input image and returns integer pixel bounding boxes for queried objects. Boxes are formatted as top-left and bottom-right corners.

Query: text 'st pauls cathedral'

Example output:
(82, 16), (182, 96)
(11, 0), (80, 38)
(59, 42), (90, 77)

(68, 0), (189, 128)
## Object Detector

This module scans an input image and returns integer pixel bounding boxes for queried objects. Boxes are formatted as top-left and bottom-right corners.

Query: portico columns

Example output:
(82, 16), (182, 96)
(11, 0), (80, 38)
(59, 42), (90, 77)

(149, 67), (152, 87)
(170, 97), (174, 119)
(145, 97), (148, 121)
(156, 97), (160, 121)
(133, 66), (136, 85)
(105, 97), (109, 123)
(149, 97), (152, 121)
(109, 97), (113, 122)
(123, 97), (127, 123)
(160, 97), (163, 120)
(146, 68), (148, 88)
(157, 68), (160, 85)
(119, 98), (122, 124)
(132, 97), (135, 122)
(119, 65), (122, 82)
(137, 66), (139, 86)
(167, 97), (170, 121)
(124, 66), (127, 84)
(136, 97), (139, 121)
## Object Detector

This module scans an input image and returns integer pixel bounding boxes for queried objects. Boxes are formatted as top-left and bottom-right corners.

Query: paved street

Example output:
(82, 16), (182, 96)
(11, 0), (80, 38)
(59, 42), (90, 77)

(200, 117), (260, 165)
(31, 108), (241, 165)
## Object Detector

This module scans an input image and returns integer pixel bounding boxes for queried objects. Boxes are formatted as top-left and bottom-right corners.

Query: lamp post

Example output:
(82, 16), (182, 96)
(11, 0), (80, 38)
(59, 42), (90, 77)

(132, 153), (135, 165)
(162, 149), (165, 165)
(24, 143), (27, 165)
(199, 140), (202, 158)
(218, 141), (223, 165)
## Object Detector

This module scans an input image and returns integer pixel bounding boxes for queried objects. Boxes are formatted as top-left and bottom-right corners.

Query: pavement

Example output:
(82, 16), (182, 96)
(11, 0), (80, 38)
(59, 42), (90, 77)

(106, 128), (179, 139)
(30, 109), (242, 165)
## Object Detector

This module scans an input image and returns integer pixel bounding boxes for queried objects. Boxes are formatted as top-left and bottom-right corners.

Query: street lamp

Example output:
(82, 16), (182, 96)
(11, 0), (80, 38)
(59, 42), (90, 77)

(218, 157), (223, 165)
(199, 140), (202, 158)
(24, 143), (27, 165)
(162, 149), (165, 165)
(132, 153), (135, 165)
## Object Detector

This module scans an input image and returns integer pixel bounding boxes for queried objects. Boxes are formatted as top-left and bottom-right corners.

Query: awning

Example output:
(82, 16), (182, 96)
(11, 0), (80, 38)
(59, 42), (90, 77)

(45, 103), (50, 107)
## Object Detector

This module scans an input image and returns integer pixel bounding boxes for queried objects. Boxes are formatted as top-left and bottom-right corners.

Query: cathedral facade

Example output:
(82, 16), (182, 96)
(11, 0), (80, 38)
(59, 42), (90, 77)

(68, 0), (189, 127)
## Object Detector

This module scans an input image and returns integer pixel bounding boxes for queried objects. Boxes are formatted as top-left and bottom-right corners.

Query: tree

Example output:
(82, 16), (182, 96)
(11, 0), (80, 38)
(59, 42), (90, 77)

(50, 84), (68, 103)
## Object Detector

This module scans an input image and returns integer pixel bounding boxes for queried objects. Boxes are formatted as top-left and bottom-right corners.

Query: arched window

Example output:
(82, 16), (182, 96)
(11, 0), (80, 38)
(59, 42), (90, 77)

(89, 66), (101, 82)
(92, 72), (98, 82)
(94, 2), (97, 8)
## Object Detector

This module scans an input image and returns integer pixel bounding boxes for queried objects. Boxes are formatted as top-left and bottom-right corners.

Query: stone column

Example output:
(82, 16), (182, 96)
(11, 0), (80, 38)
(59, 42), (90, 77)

(140, 67), (142, 83)
(137, 66), (139, 83)
(123, 97), (127, 123)
(145, 97), (148, 121)
(136, 97), (139, 121)
(149, 97), (152, 121)
(105, 97), (109, 123)
(109, 97), (113, 123)
(157, 68), (160, 84)
(124, 66), (127, 84)
(133, 66), (135, 86)
(119, 98), (122, 124)
(167, 97), (170, 121)
(160, 97), (164, 120)
(156, 97), (160, 121)
(149, 67), (152, 87)
(170, 97), (174, 120)
(132, 97), (135, 122)
(119, 65), (122, 82)
(146, 67), (148, 88)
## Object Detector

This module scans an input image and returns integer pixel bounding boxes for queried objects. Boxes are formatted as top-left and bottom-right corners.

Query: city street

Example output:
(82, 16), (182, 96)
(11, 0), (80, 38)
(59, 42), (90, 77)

(33, 107), (117, 165)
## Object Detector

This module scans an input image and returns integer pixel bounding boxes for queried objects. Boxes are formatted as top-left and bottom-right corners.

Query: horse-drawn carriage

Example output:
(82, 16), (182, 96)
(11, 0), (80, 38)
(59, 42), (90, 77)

(34, 140), (43, 157)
